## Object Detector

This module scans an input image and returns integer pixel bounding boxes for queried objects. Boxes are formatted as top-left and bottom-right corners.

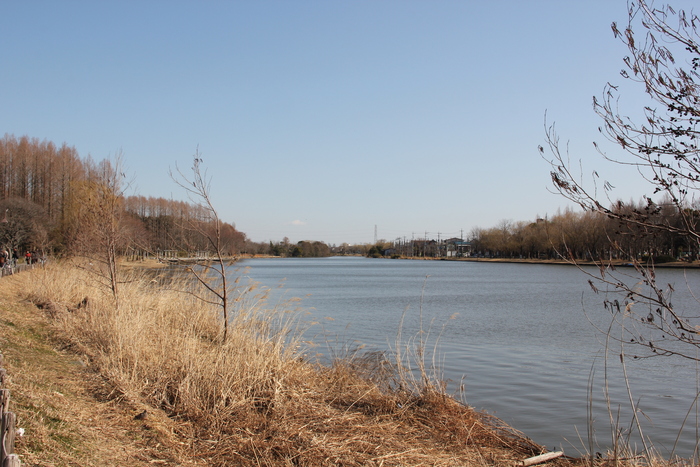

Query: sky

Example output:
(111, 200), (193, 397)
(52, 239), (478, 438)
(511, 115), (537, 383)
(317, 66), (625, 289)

(2, 1), (696, 245)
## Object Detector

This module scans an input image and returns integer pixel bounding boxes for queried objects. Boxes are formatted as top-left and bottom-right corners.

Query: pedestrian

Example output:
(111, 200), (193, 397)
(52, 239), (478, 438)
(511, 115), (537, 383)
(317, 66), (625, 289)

(25, 251), (31, 264)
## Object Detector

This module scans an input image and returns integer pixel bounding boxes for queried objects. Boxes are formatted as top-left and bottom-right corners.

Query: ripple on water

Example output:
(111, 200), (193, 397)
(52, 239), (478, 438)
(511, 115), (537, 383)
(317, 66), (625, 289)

(236, 257), (700, 458)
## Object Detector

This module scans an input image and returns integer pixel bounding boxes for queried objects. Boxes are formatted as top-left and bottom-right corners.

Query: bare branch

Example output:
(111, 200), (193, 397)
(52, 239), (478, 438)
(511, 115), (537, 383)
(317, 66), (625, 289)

(171, 150), (233, 341)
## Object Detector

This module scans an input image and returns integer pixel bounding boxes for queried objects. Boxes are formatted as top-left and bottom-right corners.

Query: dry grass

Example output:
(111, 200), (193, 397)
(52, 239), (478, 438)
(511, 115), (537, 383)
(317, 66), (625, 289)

(0, 273), (197, 466)
(1, 261), (674, 466)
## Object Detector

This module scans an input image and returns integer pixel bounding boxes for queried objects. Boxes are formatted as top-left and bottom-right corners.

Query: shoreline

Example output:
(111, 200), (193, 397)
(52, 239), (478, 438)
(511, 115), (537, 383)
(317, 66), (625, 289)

(402, 256), (700, 268)
(2, 260), (693, 464)
(121, 254), (700, 270)
(1, 264), (576, 466)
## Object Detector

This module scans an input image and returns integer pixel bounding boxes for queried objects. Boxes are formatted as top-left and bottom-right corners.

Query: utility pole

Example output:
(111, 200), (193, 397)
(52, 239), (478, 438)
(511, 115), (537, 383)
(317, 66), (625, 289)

(374, 225), (377, 244)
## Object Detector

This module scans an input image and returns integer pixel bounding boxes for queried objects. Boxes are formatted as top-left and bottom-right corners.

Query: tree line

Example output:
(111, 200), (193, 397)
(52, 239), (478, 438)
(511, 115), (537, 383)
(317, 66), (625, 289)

(3, 132), (695, 264)
(267, 238), (331, 257)
(0, 134), (331, 259)
(468, 200), (698, 262)
(365, 199), (698, 262)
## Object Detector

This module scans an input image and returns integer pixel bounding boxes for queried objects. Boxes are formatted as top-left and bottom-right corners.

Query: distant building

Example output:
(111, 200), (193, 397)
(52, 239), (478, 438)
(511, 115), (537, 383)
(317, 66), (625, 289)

(445, 238), (472, 257)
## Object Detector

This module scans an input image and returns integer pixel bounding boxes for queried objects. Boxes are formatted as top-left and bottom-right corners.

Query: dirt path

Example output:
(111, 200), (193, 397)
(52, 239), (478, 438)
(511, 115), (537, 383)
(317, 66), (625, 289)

(0, 291), (199, 466)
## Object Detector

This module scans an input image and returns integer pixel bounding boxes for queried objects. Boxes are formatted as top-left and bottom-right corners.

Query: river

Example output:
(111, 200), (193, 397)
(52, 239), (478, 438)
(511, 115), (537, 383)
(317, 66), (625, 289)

(233, 256), (700, 458)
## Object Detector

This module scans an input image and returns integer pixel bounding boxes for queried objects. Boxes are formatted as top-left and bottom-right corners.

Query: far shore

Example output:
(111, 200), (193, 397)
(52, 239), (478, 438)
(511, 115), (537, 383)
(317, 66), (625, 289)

(397, 255), (700, 268)
(120, 254), (700, 270)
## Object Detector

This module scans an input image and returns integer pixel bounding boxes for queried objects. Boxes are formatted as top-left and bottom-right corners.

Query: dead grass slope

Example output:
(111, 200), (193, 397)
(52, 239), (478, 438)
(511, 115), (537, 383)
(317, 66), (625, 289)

(0, 282), (200, 466)
(0, 263), (587, 466)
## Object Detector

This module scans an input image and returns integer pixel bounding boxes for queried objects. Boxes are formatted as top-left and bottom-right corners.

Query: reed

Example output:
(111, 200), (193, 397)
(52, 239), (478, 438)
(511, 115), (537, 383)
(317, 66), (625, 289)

(16, 264), (305, 423)
(4, 262), (602, 465)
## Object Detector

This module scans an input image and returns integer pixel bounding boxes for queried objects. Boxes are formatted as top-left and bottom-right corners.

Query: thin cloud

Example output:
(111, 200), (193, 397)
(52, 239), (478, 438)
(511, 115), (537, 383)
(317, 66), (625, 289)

(290, 220), (306, 226)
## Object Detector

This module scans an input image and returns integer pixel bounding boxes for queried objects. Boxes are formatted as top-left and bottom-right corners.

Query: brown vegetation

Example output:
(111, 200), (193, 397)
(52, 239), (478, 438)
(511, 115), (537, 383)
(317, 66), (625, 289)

(0, 135), (339, 259)
(467, 207), (698, 263)
(0, 136), (248, 258)
(0, 263), (592, 467)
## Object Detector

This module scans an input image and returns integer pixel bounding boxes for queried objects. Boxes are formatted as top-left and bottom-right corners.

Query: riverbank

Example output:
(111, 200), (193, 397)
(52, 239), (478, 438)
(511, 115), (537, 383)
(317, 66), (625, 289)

(1, 263), (592, 466)
(0, 269), (195, 465)
(6, 262), (695, 465)
(122, 254), (700, 269)
(391, 255), (700, 268)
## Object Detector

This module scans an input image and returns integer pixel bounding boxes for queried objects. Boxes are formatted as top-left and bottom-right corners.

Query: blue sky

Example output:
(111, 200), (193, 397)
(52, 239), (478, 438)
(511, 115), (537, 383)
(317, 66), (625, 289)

(2, 1), (693, 245)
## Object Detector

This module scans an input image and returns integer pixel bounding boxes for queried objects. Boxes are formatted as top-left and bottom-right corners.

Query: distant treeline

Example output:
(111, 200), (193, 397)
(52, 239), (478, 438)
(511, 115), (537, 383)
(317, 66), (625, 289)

(0, 134), (331, 258)
(5, 134), (687, 263)
(372, 204), (699, 262)
(468, 204), (699, 262)
(268, 239), (331, 257)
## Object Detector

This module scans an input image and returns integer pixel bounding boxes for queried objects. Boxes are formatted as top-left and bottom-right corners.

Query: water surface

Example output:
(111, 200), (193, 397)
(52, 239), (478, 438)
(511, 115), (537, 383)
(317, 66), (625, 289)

(235, 256), (700, 457)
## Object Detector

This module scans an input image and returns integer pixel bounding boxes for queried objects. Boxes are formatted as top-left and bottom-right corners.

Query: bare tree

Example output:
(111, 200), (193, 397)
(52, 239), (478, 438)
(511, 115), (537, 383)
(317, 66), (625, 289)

(538, 6), (700, 459)
(65, 154), (130, 302)
(0, 198), (51, 257)
(541, 0), (700, 365)
(171, 151), (233, 340)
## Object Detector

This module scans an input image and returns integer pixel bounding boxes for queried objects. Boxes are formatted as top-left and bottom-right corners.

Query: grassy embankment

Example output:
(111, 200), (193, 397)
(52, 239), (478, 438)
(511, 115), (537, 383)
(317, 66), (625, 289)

(0, 260), (673, 466)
